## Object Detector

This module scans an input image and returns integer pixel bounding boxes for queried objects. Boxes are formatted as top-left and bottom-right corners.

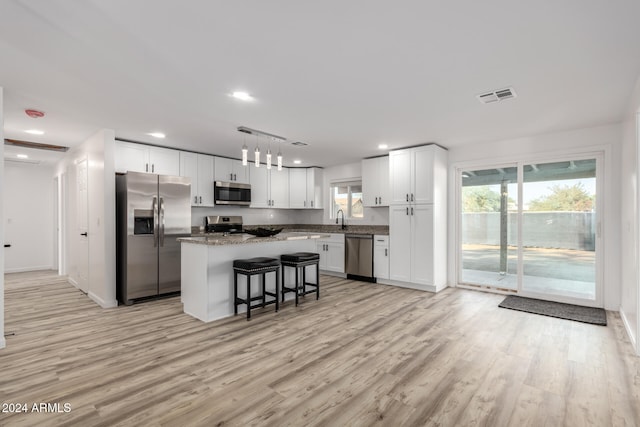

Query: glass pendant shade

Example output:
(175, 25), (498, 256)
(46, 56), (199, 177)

(254, 146), (260, 167)
(277, 151), (283, 171)
(266, 149), (272, 170)
(241, 144), (248, 166)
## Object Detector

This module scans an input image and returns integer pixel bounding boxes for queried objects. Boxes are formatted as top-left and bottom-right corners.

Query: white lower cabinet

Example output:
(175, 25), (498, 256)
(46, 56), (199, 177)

(373, 235), (389, 280)
(389, 204), (436, 287)
(316, 233), (345, 273)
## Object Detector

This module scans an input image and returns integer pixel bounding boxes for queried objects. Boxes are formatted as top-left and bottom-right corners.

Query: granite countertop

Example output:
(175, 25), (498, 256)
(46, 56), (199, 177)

(178, 232), (330, 246)
(191, 224), (389, 236)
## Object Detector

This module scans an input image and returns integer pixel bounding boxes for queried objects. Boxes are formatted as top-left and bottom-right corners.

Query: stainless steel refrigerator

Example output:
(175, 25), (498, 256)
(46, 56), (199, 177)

(116, 171), (191, 305)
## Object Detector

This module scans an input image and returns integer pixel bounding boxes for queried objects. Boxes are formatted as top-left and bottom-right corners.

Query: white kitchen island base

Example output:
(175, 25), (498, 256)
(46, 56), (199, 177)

(180, 235), (321, 322)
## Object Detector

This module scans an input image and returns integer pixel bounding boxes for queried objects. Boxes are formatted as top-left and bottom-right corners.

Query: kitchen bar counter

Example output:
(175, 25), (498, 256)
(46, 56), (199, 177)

(190, 224), (389, 236)
(180, 233), (326, 322)
(178, 231), (328, 246)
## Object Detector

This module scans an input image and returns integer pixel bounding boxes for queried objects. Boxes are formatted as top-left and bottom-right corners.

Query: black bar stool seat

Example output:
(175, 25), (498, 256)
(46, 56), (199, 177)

(281, 252), (320, 306)
(233, 257), (280, 320)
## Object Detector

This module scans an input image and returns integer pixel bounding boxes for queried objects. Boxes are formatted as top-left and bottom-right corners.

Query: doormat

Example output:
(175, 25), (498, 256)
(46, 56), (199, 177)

(499, 295), (607, 326)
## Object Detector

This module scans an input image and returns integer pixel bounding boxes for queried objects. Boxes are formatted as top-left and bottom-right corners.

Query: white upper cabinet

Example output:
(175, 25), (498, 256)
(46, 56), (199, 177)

(270, 168), (290, 208)
(289, 167), (323, 209)
(362, 156), (389, 207)
(180, 152), (215, 207)
(289, 168), (307, 208)
(389, 145), (445, 205)
(115, 141), (180, 176)
(180, 152), (199, 205)
(214, 157), (249, 184)
(250, 166), (290, 208)
(306, 167), (324, 209)
(148, 146), (180, 176)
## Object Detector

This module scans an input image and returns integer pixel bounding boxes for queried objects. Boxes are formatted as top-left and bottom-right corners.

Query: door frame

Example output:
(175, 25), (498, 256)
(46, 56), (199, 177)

(454, 146), (607, 308)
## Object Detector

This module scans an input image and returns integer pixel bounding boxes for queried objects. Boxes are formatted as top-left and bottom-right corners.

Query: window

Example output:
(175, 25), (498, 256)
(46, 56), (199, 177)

(330, 181), (363, 219)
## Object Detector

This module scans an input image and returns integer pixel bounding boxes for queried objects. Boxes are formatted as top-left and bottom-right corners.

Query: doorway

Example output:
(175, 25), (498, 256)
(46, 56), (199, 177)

(459, 154), (601, 306)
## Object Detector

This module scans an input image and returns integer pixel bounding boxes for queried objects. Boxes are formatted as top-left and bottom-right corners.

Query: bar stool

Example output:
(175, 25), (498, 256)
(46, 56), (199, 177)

(233, 257), (280, 320)
(280, 252), (320, 306)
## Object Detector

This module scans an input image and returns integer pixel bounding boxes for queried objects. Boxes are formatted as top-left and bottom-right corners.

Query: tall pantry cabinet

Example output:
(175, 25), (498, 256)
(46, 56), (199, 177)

(388, 145), (447, 291)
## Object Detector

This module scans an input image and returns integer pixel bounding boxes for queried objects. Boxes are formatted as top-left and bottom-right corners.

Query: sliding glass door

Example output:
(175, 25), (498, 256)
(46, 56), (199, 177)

(459, 155), (601, 306)
(521, 159), (597, 302)
(460, 165), (518, 290)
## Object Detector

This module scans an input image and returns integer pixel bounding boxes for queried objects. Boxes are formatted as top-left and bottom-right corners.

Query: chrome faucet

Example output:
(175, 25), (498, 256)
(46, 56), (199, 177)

(336, 209), (346, 230)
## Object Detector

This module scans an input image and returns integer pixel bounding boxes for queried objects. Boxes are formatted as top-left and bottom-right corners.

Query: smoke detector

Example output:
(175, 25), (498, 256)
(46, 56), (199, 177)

(25, 109), (45, 118)
(477, 87), (516, 104)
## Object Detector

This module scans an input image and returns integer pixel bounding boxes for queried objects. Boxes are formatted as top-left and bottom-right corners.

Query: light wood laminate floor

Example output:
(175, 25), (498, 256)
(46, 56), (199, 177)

(1, 270), (639, 426)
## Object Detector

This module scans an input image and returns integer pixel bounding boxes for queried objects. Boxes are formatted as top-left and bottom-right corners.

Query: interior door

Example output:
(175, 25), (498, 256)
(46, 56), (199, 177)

(76, 157), (89, 293)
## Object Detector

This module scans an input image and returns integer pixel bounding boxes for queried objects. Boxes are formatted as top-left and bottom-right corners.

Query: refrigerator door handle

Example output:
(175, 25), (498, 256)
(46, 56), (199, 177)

(159, 197), (165, 247)
(152, 196), (159, 247)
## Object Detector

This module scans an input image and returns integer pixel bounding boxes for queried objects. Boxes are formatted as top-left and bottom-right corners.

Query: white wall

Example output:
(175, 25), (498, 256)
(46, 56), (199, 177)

(3, 162), (55, 272)
(0, 87), (5, 349)
(620, 75), (640, 354)
(55, 129), (117, 308)
(447, 123), (622, 311)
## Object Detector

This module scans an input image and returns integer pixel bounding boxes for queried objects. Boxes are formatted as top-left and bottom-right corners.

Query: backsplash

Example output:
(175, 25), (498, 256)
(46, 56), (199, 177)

(191, 205), (389, 228)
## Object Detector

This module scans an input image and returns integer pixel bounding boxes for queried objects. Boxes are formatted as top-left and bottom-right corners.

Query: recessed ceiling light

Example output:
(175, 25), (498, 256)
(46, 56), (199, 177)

(231, 91), (253, 101)
(25, 129), (44, 135)
(147, 132), (166, 139)
(17, 154), (29, 159)
(293, 160), (302, 165)
(378, 144), (388, 149)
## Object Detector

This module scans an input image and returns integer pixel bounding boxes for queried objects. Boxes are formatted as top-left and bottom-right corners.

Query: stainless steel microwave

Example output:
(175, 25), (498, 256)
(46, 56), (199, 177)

(214, 181), (251, 205)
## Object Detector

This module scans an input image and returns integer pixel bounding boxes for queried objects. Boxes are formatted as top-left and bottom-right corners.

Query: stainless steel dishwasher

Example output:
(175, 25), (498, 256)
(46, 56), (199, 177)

(345, 234), (375, 282)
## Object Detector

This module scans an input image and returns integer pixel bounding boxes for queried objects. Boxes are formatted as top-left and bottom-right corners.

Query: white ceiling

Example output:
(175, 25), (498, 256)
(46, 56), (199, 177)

(2, 1), (640, 167)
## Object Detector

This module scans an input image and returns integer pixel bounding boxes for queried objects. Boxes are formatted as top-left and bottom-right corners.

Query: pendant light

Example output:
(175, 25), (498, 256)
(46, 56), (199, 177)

(241, 135), (248, 166)
(277, 140), (283, 171)
(254, 135), (260, 167)
(237, 126), (287, 170)
(266, 137), (272, 170)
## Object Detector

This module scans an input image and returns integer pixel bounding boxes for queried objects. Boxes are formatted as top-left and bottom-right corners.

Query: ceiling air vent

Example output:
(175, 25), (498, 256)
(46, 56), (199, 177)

(477, 87), (517, 104)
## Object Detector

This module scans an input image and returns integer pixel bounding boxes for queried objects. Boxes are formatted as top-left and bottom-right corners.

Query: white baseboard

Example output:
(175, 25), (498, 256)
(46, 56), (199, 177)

(4, 265), (54, 273)
(376, 279), (444, 293)
(619, 306), (638, 355)
(88, 291), (118, 309)
(0, 337), (6, 349)
(67, 277), (78, 288)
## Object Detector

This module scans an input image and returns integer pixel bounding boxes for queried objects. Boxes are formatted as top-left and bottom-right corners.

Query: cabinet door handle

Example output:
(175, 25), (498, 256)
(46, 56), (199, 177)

(272, 200), (274, 206)
(411, 193), (414, 202)
(411, 207), (414, 215)
(230, 173), (233, 181)
(375, 197), (378, 205)
(406, 194), (409, 202)
(304, 200), (306, 207)
(152, 164), (155, 173)
(194, 196), (198, 204)
(406, 207), (409, 215)
(146, 163), (149, 172)
(234, 173), (236, 181)
(385, 248), (387, 256)
(379, 196), (382, 204)
(199, 196), (202, 204)
(311, 200), (314, 207)
(80, 232), (88, 237)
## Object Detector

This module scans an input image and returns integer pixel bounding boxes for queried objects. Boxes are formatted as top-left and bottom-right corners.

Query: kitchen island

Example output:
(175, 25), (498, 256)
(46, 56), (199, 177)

(178, 232), (328, 322)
